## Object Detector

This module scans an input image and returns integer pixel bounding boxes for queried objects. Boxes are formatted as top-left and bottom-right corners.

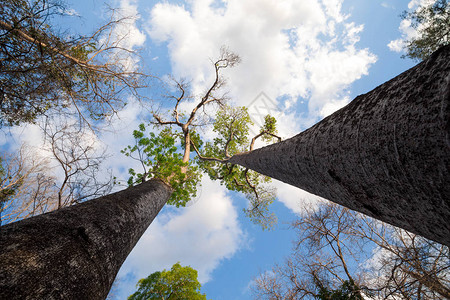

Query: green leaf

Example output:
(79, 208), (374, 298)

(128, 262), (207, 300)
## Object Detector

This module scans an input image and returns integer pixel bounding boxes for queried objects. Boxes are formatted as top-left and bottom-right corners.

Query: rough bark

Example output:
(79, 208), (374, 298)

(230, 45), (450, 247)
(0, 179), (172, 299)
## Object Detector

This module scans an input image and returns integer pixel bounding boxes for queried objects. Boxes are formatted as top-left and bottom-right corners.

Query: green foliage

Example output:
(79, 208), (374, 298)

(402, 0), (449, 61)
(212, 105), (252, 157)
(316, 279), (364, 300)
(197, 106), (277, 229)
(122, 106), (279, 227)
(260, 115), (279, 143)
(121, 125), (201, 207)
(128, 262), (207, 300)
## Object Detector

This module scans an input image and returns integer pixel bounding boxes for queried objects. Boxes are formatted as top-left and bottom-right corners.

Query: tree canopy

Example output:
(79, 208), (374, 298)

(316, 279), (364, 300)
(122, 48), (281, 229)
(128, 262), (207, 300)
(121, 125), (200, 207)
(401, 0), (449, 61)
(252, 201), (450, 299)
(0, 0), (148, 127)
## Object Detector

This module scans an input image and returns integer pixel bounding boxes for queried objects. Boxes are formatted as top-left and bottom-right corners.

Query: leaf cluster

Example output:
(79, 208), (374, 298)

(316, 279), (364, 300)
(401, 0), (449, 61)
(203, 105), (251, 160)
(260, 115), (279, 143)
(128, 262), (207, 300)
(197, 106), (277, 229)
(121, 124), (201, 207)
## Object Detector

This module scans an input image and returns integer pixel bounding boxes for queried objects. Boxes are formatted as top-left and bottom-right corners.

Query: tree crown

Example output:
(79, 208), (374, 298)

(128, 262), (207, 300)
(401, 0), (449, 61)
(122, 48), (281, 229)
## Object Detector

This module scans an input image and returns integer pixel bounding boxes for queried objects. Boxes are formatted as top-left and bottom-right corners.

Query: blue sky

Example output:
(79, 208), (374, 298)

(1, 0), (428, 299)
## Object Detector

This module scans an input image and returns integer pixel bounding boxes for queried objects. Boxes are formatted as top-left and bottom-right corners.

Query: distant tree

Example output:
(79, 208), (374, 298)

(0, 121), (113, 224)
(0, 156), (21, 223)
(0, 157), (20, 206)
(128, 262), (207, 300)
(316, 279), (364, 300)
(0, 145), (56, 224)
(42, 122), (113, 208)
(122, 47), (281, 229)
(0, 0), (148, 127)
(401, 0), (449, 61)
(252, 201), (450, 299)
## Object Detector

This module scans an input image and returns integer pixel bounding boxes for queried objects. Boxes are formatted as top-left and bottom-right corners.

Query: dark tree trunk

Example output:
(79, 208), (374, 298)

(231, 45), (450, 247)
(0, 179), (172, 299)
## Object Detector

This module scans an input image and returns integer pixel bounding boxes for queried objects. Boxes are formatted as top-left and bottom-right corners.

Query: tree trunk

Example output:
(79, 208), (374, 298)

(0, 179), (172, 299)
(230, 45), (450, 247)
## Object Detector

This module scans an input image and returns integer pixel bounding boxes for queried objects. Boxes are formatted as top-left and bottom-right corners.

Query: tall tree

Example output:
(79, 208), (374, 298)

(123, 47), (281, 228)
(401, 0), (449, 61)
(229, 45), (450, 247)
(0, 0), (148, 127)
(252, 201), (450, 299)
(0, 179), (172, 299)
(128, 262), (207, 300)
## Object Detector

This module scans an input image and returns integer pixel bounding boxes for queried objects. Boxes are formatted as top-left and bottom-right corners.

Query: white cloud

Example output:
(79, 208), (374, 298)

(273, 179), (326, 215)
(388, 0), (435, 53)
(96, 98), (150, 182)
(388, 19), (417, 53)
(101, 0), (147, 72)
(115, 177), (245, 297)
(381, 2), (395, 9)
(408, 0), (435, 9)
(147, 0), (376, 136)
(114, 0), (146, 50)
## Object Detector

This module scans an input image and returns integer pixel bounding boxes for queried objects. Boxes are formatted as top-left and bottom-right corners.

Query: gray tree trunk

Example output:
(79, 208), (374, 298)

(0, 179), (172, 299)
(231, 45), (450, 247)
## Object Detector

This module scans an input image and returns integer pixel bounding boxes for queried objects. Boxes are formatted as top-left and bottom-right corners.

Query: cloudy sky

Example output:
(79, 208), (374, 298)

(1, 0), (428, 299)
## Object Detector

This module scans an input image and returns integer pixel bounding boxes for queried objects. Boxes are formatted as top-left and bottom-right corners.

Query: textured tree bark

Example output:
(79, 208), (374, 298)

(230, 45), (450, 247)
(0, 179), (172, 299)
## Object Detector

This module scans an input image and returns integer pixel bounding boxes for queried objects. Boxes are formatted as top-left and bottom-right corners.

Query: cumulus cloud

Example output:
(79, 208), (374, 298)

(388, 18), (417, 53)
(112, 0), (146, 50)
(273, 180), (326, 215)
(147, 0), (376, 134)
(100, 0), (147, 72)
(115, 177), (245, 297)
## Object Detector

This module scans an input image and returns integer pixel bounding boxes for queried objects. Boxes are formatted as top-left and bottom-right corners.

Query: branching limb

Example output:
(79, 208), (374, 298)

(185, 48), (240, 127)
(190, 140), (230, 164)
(250, 131), (282, 151)
(152, 114), (182, 127)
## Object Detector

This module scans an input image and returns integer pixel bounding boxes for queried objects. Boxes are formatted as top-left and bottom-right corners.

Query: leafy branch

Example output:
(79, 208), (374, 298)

(122, 48), (281, 228)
